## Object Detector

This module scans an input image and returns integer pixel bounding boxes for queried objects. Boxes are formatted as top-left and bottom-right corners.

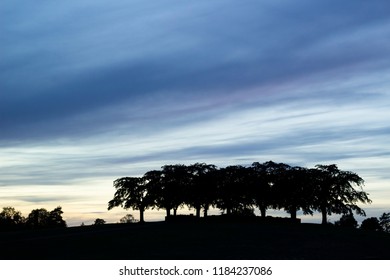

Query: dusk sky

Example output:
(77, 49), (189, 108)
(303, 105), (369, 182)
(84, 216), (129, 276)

(1, 0), (389, 226)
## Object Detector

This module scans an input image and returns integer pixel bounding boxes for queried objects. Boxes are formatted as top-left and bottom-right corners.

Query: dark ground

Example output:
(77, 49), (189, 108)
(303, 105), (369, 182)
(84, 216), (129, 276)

(1, 219), (390, 260)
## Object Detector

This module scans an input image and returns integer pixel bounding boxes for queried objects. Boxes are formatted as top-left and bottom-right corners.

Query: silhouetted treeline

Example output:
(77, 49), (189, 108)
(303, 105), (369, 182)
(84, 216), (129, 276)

(335, 212), (390, 233)
(108, 161), (372, 224)
(0, 206), (66, 231)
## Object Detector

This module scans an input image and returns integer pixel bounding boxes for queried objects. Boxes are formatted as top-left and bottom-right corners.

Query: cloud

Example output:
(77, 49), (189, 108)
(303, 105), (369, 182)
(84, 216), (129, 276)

(8, 195), (76, 204)
(2, 0), (390, 144)
(2, 79), (388, 188)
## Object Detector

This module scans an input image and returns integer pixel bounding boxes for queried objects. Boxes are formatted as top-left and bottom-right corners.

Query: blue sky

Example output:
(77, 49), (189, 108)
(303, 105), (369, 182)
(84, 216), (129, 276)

(1, 0), (390, 225)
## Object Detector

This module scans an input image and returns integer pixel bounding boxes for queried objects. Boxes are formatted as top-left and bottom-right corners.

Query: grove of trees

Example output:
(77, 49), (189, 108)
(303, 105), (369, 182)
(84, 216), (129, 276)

(108, 161), (372, 224)
(334, 212), (390, 233)
(0, 206), (67, 231)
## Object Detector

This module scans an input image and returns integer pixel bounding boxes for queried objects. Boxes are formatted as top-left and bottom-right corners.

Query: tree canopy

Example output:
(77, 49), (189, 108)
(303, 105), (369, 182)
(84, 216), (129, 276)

(26, 207), (67, 229)
(108, 176), (152, 223)
(311, 164), (371, 224)
(0, 207), (25, 229)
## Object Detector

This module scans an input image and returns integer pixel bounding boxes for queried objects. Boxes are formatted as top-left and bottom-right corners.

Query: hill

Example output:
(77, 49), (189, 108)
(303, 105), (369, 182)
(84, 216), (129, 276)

(1, 219), (389, 259)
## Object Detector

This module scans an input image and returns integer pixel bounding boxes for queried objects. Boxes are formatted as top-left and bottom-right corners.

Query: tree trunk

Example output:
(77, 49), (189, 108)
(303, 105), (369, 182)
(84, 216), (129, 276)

(166, 208), (171, 217)
(203, 205), (208, 217)
(321, 206), (327, 225)
(139, 208), (145, 223)
(260, 206), (266, 218)
(195, 206), (201, 218)
(290, 206), (297, 220)
(173, 208), (177, 216)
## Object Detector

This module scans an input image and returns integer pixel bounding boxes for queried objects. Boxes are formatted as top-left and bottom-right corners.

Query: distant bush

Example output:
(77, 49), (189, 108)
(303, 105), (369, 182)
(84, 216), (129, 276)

(93, 218), (106, 225)
(119, 214), (138, 223)
(361, 217), (382, 231)
(335, 214), (358, 228)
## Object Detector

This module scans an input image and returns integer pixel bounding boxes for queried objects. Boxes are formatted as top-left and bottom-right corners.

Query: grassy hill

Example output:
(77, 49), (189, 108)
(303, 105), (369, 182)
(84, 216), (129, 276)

(1, 219), (390, 259)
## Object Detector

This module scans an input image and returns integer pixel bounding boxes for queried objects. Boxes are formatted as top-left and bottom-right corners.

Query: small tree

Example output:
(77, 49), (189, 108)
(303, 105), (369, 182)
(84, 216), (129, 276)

(0, 207), (25, 229)
(335, 213), (358, 228)
(361, 217), (382, 231)
(93, 218), (106, 225)
(119, 214), (138, 223)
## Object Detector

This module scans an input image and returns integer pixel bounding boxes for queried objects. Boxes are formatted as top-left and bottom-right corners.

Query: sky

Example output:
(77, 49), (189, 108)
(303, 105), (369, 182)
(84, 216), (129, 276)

(1, 0), (390, 226)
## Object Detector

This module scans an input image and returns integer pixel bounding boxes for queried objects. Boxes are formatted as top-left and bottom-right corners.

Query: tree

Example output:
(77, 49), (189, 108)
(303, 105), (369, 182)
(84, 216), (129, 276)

(186, 163), (217, 218)
(48, 206), (67, 228)
(251, 161), (287, 218)
(360, 217), (382, 231)
(119, 214), (138, 223)
(379, 212), (390, 233)
(311, 164), (371, 225)
(94, 218), (106, 225)
(215, 165), (254, 215)
(26, 208), (50, 228)
(145, 165), (191, 217)
(143, 170), (168, 215)
(160, 164), (191, 216)
(276, 166), (314, 219)
(108, 176), (152, 223)
(0, 207), (25, 229)
(335, 213), (358, 228)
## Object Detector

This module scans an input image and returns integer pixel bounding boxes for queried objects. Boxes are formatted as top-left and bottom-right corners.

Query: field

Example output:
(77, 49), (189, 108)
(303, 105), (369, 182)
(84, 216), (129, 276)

(1, 219), (390, 260)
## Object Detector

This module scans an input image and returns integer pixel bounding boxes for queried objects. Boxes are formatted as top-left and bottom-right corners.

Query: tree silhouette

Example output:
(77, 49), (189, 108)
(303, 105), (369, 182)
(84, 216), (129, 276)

(276, 166), (314, 219)
(251, 161), (289, 218)
(215, 165), (254, 215)
(361, 217), (382, 231)
(143, 170), (169, 216)
(119, 214), (138, 223)
(312, 164), (371, 225)
(144, 167), (191, 217)
(26, 208), (50, 228)
(108, 176), (152, 223)
(94, 218), (106, 225)
(160, 164), (191, 216)
(26, 207), (66, 229)
(186, 163), (218, 218)
(0, 207), (25, 229)
(48, 206), (67, 228)
(335, 213), (358, 228)
(379, 212), (390, 233)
